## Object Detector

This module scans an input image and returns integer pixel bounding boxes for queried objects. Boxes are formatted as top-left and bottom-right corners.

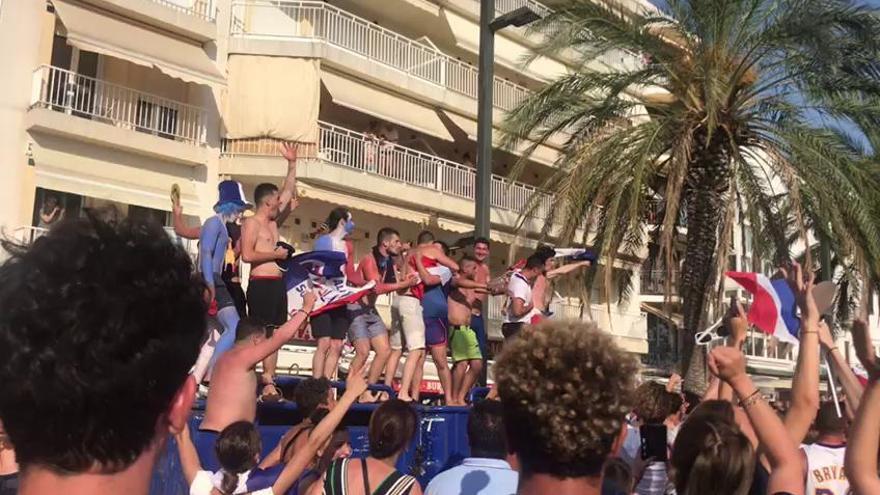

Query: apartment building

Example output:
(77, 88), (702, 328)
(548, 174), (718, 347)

(6, 0), (871, 378)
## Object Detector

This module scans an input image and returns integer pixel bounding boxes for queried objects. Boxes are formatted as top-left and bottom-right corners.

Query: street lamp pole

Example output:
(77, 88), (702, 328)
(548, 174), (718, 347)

(475, 2), (541, 240)
(475, 0), (496, 241)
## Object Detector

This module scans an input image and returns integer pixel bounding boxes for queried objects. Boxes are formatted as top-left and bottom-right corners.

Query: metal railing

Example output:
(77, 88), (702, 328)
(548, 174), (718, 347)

(223, 122), (553, 218)
(12, 226), (48, 245)
(744, 332), (796, 362)
(229, 1), (532, 112)
(151, 0), (216, 21)
(30, 65), (209, 146)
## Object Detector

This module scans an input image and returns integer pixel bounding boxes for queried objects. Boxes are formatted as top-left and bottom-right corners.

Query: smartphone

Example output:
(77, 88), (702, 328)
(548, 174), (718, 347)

(718, 295), (738, 338)
(640, 423), (668, 461)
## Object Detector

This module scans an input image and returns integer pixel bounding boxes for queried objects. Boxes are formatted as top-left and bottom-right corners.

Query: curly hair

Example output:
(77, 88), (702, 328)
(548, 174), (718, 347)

(294, 377), (332, 418)
(0, 213), (206, 472)
(494, 320), (639, 478)
(634, 381), (681, 424)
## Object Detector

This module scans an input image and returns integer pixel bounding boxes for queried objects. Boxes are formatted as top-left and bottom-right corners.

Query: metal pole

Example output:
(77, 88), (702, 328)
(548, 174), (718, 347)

(475, 0), (495, 240)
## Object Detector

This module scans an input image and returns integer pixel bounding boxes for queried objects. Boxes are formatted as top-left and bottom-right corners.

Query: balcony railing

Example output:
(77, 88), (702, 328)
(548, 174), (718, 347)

(223, 122), (553, 218)
(745, 332), (795, 362)
(151, 0), (216, 21)
(229, 1), (532, 112)
(30, 65), (209, 146)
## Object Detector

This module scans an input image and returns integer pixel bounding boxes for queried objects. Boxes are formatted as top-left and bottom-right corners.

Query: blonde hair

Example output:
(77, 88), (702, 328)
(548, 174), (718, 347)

(494, 320), (639, 478)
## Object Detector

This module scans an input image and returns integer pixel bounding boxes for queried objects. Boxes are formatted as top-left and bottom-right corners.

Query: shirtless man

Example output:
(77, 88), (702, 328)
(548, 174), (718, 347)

(448, 255), (487, 406)
(200, 292), (315, 438)
(394, 231), (459, 403)
(470, 237), (491, 385)
(241, 143), (301, 401)
(350, 227), (418, 402)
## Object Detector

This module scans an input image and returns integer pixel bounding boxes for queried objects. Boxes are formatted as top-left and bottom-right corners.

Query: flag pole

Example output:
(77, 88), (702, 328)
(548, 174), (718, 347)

(823, 353), (843, 418)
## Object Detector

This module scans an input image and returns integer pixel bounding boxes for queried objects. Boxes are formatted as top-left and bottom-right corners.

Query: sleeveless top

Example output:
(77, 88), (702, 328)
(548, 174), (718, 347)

(802, 442), (849, 495)
(323, 457), (416, 495)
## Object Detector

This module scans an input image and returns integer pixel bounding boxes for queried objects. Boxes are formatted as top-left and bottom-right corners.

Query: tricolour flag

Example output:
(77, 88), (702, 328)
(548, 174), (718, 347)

(282, 250), (374, 316)
(725, 271), (800, 344)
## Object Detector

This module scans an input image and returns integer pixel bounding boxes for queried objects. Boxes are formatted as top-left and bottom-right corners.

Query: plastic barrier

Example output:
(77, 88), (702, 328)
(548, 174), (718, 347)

(149, 377), (473, 494)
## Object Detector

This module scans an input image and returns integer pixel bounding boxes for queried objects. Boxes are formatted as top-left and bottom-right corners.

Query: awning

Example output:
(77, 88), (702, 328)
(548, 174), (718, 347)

(440, 109), (560, 166)
(224, 55), (319, 142)
(321, 71), (454, 142)
(640, 302), (683, 327)
(52, 0), (224, 86)
(296, 181), (430, 226)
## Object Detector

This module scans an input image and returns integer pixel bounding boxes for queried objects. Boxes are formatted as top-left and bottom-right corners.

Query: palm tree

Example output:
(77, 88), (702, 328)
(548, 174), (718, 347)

(502, 0), (880, 391)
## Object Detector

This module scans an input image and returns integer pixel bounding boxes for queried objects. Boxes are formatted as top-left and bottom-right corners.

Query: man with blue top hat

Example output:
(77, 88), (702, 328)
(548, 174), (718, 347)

(191, 179), (252, 385)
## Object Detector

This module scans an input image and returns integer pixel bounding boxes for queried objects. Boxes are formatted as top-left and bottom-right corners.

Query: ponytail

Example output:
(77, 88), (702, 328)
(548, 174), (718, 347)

(219, 470), (238, 494)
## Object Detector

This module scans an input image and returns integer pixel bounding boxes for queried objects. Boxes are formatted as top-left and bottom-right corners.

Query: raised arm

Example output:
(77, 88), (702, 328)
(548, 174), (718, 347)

(844, 317), (880, 494)
(272, 367), (369, 494)
(173, 423), (202, 486)
(433, 250), (460, 273)
(783, 263), (821, 445)
(241, 217), (287, 265)
(172, 203), (201, 240)
(710, 347), (804, 495)
(275, 143), (300, 227)
(819, 320), (862, 419)
(545, 260), (591, 280)
(719, 302), (749, 402)
(233, 292), (317, 367)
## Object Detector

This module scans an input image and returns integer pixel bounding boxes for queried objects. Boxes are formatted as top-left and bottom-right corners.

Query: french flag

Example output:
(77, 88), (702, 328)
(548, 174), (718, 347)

(725, 271), (800, 344)
(281, 250), (374, 317)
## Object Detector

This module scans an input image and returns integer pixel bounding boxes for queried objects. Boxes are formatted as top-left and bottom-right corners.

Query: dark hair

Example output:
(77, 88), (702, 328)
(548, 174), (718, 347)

(495, 320), (638, 479)
(688, 400), (736, 423)
(435, 240), (450, 256)
(325, 207), (350, 232)
(815, 401), (847, 435)
(317, 425), (350, 473)
(368, 399), (418, 459)
(215, 421), (261, 494)
(473, 237), (490, 249)
(417, 230), (435, 245)
(376, 227), (400, 246)
(468, 400), (507, 459)
(460, 254), (478, 265)
(0, 214), (206, 472)
(235, 317), (266, 342)
(254, 183), (279, 207)
(524, 254), (545, 271)
(671, 414), (754, 495)
(295, 378), (332, 418)
(634, 382), (680, 424)
(601, 457), (634, 495)
(534, 245), (556, 262)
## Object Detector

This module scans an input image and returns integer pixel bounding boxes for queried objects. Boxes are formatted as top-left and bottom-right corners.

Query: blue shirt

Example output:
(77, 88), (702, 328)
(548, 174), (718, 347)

(425, 458), (518, 495)
(422, 266), (453, 319)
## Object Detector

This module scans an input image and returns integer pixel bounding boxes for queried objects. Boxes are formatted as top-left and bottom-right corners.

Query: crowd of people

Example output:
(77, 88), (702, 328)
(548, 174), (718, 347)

(2, 145), (880, 495)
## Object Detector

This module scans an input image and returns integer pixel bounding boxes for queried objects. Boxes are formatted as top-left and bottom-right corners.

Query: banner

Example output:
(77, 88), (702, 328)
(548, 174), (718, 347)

(282, 250), (374, 316)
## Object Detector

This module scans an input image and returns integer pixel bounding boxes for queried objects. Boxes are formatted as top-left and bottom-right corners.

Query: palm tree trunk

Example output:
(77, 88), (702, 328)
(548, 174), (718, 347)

(680, 132), (730, 394)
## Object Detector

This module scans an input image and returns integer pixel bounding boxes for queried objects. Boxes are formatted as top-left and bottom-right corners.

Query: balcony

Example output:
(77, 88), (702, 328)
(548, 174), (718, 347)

(229, 1), (532, 113)
(223, 121), (553, 220)
(149, 0), (216, 22)
(28, 66), (209, 165)
(70, 0), (218, 42)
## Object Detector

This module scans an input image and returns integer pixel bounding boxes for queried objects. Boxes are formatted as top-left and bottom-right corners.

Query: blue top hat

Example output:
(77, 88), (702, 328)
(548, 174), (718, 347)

(214, 180), (252, 211)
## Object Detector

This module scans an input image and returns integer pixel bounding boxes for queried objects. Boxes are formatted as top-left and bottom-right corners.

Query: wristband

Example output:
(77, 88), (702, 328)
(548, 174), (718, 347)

(829, 346), (839, 353)
(290, 309), (309, 318)
(740, 389), (763, 409)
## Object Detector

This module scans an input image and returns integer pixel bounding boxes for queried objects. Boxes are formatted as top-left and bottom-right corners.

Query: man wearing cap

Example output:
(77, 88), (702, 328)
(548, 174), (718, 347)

(192, 179), (253, 385)
(241, 143), (301, 401)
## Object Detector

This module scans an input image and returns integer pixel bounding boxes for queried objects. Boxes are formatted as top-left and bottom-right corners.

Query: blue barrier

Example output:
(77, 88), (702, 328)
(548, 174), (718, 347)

(149, 378), (473, 494)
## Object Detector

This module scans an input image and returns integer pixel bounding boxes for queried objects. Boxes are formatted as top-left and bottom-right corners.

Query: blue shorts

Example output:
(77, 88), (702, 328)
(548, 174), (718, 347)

(348, 307), (387, 341)
(425, 317), (448, 347)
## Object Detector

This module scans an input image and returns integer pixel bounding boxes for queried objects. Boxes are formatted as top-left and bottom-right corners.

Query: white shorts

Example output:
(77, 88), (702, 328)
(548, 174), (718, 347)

(390, 295), (425, 351)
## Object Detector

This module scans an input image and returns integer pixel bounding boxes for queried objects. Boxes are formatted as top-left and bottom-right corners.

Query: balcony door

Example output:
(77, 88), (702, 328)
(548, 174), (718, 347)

(48, 35), (99, 118)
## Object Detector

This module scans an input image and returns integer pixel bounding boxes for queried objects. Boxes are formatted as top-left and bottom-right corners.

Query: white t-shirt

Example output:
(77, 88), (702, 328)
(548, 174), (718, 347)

(190, 470), (274, 495)
(504, 271), (533, 324)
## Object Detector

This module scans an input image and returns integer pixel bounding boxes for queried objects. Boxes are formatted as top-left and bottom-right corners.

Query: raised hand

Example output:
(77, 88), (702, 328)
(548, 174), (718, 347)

(784, 261), (818, 325)
(817, 320), (835, 350)
(280, 142), (299, 163)
(852, 318), (880, 379)
(708, 346), (748, 384)
(345, 363), (369, 397)
(728, 299), (749, 345)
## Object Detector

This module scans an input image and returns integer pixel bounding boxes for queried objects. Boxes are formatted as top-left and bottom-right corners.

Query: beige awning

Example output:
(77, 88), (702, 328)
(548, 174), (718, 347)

(297, 181), (430, 226)
(52, 0), (224, 86)
(224, 55), (319, 142)
(440, 110), (560, 166)
(321, 71), (454, 142)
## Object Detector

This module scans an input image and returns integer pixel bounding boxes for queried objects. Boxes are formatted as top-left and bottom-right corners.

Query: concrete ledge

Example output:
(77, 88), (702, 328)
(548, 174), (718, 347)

(26, 107), (210, 167)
